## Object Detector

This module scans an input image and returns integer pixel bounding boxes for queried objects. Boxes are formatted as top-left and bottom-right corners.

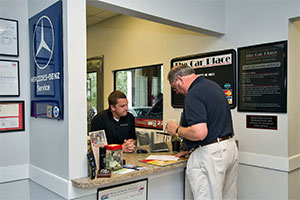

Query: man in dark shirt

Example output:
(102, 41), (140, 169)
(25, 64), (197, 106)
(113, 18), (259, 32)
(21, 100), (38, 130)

(90, 91), (136, 152)
(166, 65), (238, 199)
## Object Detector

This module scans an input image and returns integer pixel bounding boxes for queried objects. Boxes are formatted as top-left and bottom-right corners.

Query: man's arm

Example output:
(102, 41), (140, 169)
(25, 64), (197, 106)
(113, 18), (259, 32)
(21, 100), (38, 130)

(167, 120), (208, 141)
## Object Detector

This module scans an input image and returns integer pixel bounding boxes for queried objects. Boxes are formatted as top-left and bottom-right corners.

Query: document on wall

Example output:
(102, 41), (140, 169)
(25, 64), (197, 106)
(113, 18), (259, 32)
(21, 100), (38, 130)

(0, 60), (19, 96)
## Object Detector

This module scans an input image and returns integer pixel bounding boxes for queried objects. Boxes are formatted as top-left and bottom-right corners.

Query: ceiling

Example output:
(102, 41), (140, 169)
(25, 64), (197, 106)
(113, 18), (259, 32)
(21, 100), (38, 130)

(86, 6), (120, 26)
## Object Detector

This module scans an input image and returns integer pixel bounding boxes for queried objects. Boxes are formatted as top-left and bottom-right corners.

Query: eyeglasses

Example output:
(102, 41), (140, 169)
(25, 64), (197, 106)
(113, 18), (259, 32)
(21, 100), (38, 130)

(172, 79), (178, 91)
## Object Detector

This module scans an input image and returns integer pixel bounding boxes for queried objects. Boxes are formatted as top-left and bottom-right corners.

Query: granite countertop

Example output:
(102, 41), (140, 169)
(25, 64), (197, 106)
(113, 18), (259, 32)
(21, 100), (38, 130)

(72, 147), (187, 189)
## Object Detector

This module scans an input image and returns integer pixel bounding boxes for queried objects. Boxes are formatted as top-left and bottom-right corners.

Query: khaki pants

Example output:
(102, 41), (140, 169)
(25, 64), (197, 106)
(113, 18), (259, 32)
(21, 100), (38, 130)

(186, 138), (238, 200)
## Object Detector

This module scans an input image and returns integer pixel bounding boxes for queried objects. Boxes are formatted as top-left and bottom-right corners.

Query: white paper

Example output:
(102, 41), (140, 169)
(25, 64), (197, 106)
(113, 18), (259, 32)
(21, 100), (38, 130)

(0, 60), (19, 95)
(145, 155), (179, 161)
(0, 104), (19, 117)
(0, 19), (18, 55)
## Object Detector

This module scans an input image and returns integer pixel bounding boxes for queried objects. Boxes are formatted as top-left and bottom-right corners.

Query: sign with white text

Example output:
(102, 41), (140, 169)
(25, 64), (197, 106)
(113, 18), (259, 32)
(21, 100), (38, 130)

(171, 49), (236, 109)
(29, 1), (63, 120)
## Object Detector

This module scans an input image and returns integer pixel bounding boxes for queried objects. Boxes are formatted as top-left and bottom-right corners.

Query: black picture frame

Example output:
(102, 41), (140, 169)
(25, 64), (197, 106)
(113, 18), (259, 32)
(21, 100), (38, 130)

(170, 49), (236, 109)
(0, 101), (25, 133)
(0, 18), (19, 57)
(97, 179), (148, 200)
(238, 41), (287, 113)
(0, 59), (20, 97)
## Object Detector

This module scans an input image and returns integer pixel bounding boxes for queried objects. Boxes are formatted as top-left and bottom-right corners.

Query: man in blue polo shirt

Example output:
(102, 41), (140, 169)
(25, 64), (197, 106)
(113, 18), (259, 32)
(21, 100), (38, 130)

(166, 65), (238, 200)
(90, 91), (136, 152)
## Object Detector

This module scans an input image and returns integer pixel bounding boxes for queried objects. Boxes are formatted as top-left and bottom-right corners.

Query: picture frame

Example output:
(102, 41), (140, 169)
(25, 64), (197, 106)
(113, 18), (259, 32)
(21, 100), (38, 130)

(97, 179), (148, 200)
(0, 59), (20, 97)
(238, 41), (287, 113)
(0, 101), (25, 133)
(171, 49), (236, 109)
(0, 18), (19, 57)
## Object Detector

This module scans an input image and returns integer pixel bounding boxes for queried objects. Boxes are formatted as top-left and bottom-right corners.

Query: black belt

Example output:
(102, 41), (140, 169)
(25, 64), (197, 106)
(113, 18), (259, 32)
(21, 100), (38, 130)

(190, 135), (232, 153)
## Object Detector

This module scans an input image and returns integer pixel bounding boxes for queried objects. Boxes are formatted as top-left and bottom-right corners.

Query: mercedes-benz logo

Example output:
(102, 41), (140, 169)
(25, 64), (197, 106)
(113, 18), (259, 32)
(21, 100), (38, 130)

(32, 15), (54, 70)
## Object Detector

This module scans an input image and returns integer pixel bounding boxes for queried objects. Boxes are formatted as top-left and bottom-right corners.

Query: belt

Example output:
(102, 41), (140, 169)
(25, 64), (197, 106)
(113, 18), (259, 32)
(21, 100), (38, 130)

(189, 135), (232, 153)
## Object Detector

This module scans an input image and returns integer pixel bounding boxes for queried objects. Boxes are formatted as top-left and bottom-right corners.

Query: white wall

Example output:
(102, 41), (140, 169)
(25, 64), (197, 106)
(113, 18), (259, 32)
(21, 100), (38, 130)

(87, 0), (225, 35)
(27, 0), (87, 199)
(0, 0), (30, 183)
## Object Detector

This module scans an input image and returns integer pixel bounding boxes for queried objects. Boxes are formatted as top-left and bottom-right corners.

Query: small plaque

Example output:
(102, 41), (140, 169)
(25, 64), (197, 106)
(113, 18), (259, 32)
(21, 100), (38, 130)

(246, 115), (277, 130)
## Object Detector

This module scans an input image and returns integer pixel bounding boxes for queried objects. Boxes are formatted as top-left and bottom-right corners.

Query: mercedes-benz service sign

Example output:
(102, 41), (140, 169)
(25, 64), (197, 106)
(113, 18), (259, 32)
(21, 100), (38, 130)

(29, 1), (63, 120)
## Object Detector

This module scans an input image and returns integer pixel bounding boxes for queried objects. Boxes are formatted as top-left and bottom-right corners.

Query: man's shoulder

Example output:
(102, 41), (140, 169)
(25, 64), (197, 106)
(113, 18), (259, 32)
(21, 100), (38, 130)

(93, 109), (109, 120)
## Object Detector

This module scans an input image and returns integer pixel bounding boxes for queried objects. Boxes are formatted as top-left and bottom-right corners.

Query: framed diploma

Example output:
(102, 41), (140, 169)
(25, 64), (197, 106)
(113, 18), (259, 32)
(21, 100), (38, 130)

(0, 60), (20, 97)
(0, 101), (25, 133)
(0, 18), (19, 57)
(238, 41), (287, 113)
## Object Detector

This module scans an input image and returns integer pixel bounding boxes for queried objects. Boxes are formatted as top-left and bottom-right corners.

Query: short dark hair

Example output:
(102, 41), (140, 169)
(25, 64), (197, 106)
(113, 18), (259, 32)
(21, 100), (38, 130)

(167, 65), (195, 83)
(108, 90), (127, 106)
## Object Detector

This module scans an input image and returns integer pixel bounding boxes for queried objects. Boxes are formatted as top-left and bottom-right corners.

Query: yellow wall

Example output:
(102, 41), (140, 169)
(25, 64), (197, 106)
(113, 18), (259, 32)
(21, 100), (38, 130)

(87, 15), (219, 125)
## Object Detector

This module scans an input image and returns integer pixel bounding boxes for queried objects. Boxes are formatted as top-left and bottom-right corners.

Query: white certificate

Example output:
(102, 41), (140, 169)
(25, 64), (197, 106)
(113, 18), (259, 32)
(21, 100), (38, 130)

(0, 60), (19, 96)
(0, 18), (18, 56)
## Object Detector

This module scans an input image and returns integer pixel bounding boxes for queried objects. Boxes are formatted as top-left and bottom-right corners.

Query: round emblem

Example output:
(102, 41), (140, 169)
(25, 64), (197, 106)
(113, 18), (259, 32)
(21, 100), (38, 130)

(53, 106), (59, 118)
(32, 15), (54, 70)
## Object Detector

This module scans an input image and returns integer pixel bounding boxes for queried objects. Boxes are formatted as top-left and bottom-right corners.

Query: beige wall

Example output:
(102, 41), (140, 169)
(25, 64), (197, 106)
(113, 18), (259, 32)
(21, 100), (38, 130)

(288, 19), (300, 157)
(87, 15), (218, 125)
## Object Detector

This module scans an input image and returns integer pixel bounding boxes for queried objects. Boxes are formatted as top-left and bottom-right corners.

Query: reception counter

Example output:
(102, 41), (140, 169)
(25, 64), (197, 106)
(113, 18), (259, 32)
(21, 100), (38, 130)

(72, 148), (189, 199)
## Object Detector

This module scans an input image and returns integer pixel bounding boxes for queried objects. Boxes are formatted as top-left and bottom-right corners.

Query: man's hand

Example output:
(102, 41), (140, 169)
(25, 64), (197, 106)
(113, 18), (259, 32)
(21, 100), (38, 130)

(174, 151), (190, 159)
(166, 120), (179, 136)
(122, 139), (136, 152)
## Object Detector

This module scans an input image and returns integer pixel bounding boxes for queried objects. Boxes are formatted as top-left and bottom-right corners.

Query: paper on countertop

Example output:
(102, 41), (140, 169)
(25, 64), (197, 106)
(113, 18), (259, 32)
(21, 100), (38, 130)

(113, 168), (135, 175)
(145, 155), (179, 161)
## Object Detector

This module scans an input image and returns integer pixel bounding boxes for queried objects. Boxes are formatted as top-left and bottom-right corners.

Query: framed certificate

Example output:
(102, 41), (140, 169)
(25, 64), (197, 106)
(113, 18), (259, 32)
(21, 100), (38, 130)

(0, 18), (19, 57)
(0, 101), (25, 133)
(0, 60), (20, 97)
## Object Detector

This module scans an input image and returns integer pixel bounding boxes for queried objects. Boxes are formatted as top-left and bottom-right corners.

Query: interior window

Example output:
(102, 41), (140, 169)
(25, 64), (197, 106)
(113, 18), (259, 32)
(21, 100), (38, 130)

(114, 64), (163, 130)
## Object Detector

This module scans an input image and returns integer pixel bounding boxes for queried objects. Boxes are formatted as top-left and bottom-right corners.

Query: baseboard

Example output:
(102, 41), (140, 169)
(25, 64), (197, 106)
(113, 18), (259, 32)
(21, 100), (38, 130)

(239, 152), (300, 172)
(29, 165), (69, 199)
(0, 164), (29, 183)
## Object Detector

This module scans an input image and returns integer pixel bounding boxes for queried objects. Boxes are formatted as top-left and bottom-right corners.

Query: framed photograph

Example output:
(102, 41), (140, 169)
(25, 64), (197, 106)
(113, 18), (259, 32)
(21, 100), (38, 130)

(0, 101), (25, 133)
(0, 59), (20, 97)
(171, 49), (236, 109)
(238, 41), (287, 113)
(0, 18), (19, 57)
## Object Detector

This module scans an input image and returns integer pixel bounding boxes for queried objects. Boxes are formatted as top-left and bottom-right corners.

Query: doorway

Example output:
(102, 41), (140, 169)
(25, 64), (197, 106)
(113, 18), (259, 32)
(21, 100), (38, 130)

(87, 56), (104, 132)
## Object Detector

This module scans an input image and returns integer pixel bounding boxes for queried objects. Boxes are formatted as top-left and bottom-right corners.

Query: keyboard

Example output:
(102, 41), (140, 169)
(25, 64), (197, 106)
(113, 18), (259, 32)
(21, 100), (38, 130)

(150, 142), (169, 152)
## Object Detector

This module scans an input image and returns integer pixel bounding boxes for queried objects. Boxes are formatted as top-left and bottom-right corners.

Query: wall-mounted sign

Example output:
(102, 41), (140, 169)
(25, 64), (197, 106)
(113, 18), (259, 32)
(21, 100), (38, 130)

(246, 115), (277, 130)
(171, 49), (236, 109)
(29, 1), (63, 120)
(238, 41), (287, 113)
(97, 179), (148, 200)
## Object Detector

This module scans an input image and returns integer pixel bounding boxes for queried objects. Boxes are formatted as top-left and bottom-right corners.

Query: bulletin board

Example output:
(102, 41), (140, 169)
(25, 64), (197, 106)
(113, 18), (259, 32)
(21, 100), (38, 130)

(170, 49), (236, 109)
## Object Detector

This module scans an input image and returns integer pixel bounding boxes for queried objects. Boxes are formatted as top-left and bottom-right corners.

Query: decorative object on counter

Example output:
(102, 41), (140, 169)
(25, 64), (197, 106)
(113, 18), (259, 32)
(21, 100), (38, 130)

(99, 146), (106, 170)
(171, 131), (180, 153)
(87, 150), (96, 180)
(97, 169), (111, 178)
(105, 144), (123, 170)
(89, 130), (107, 170)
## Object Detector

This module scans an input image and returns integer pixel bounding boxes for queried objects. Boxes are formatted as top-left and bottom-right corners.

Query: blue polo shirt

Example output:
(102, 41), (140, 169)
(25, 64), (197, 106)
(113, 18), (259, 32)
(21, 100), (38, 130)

(180, 76), (234, 150)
